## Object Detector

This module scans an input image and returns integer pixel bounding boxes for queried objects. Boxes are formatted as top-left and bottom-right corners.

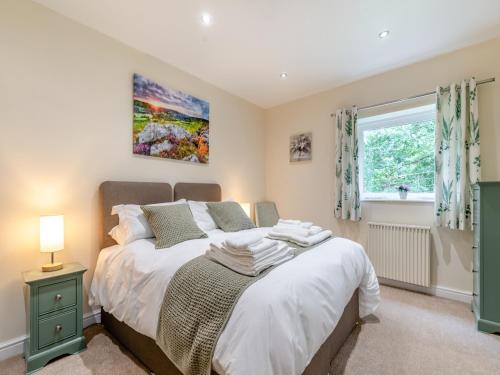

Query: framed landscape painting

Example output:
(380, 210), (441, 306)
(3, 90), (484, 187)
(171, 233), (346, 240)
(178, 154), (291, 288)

(290, 132), (312, 162)
(132, 73), (210, 163)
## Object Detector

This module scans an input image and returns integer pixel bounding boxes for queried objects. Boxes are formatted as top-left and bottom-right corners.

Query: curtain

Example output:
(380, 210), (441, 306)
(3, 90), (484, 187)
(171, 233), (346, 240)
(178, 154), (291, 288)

(435, 78), (480, 230)
(335, 107), (361, 221)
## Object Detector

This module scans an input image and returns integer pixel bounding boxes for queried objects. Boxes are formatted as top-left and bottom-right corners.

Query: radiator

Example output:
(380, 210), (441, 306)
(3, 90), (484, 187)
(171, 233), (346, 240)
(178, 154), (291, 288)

(367, 222), (431, 287)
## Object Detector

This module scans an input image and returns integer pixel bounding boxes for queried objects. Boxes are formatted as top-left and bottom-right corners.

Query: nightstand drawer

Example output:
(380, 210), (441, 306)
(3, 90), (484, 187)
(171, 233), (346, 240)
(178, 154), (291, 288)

(38, 279), (77, 315)
(38, 309), (77, 349)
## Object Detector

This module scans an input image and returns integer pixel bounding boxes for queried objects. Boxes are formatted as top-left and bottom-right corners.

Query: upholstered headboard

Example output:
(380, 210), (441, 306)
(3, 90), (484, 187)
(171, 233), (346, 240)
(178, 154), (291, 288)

(99, 181), (173, 248)
(174, 182), (221, 202)
(99, 181), (221, 249)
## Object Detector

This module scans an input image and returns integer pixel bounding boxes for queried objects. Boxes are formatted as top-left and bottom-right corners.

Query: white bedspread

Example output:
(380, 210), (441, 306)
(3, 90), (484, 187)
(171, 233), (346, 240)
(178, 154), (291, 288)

(90, 228), (380, 375)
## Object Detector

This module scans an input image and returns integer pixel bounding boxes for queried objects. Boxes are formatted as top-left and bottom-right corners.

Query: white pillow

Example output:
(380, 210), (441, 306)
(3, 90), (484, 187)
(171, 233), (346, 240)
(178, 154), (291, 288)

(109, 199), (186, 245)
(108, 225), (127, 246)
(188, 200), (218, 231)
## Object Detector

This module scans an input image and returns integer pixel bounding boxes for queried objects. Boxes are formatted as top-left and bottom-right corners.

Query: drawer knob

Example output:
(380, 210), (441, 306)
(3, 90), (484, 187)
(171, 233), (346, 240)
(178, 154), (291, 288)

(55, 324), (63, 333)
(55, 294), (63, 302)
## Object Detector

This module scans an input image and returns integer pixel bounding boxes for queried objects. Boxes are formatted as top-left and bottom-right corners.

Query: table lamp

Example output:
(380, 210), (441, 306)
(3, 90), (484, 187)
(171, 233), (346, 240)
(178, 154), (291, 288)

(40, 215), (64, 272)
(239, 202), (251, 219)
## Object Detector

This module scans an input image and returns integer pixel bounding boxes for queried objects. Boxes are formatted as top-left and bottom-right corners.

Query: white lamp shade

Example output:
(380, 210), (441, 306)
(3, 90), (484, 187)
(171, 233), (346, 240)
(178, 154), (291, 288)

(239, 203), (251, 218)
(40, 215), (64, 253)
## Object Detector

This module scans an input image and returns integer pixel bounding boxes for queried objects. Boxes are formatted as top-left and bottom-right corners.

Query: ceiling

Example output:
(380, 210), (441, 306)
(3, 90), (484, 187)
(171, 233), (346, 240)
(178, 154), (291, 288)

(34, 0), (500, 108)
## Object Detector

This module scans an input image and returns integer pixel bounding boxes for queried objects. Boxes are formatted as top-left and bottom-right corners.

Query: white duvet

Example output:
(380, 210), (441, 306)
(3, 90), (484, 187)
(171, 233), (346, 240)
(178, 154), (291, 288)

(90, 228), (380, 375)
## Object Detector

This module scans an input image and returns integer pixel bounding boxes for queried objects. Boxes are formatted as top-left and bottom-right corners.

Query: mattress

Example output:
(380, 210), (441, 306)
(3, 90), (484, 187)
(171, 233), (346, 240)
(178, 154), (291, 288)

(90, 227), (380, 375)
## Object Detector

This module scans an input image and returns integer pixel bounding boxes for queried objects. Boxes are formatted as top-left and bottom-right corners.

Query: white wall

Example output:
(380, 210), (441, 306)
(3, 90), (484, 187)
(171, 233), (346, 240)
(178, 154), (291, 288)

(0, 0), (265, 343)
(265, 37), (500, 295)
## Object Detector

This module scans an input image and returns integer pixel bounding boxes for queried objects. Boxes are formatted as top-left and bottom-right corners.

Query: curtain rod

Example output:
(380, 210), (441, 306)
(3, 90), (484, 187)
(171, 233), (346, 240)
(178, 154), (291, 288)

(330, 77), (495, 117)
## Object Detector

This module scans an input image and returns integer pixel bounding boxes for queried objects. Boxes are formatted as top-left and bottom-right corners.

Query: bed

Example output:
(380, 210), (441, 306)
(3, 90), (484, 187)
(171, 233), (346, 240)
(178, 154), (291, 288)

(91, 181), (380, 375)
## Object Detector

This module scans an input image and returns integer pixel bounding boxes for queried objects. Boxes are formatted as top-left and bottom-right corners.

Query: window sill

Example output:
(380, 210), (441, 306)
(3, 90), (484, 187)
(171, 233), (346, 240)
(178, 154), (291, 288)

(362, 198), (434, 204)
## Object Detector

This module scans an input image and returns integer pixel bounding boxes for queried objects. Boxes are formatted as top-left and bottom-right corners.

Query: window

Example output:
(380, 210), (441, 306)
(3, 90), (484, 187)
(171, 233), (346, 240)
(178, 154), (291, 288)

(358, 104), (436, 201)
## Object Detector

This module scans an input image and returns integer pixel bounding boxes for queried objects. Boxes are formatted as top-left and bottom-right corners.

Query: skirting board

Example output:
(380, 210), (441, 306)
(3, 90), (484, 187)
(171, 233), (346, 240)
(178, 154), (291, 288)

(0, 309), (101, 362)
(378, 277), (472, 304)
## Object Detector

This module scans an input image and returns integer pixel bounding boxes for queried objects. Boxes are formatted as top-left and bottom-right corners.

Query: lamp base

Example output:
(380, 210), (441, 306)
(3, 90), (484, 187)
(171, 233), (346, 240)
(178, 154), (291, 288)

(42, 262), (63, 272)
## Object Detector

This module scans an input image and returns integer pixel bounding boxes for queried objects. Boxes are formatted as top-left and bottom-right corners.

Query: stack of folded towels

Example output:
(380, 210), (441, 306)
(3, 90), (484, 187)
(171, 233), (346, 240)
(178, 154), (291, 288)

(267, 219), (332, 247)
(206, 232), (294, 276)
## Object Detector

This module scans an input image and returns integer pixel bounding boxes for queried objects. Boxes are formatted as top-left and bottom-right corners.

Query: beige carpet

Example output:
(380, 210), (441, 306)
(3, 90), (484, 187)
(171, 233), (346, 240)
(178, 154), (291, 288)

(2, 286), (499, 375)
(332, 286), (500, 374)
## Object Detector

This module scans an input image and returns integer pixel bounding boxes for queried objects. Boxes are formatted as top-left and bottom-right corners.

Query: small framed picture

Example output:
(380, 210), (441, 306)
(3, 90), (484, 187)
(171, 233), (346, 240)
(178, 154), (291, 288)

(289, 132), (312, 162)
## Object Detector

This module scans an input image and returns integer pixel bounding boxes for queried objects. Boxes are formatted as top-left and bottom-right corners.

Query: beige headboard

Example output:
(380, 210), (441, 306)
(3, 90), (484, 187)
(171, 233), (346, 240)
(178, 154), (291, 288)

(99, 181), (221, 249)
(99, 181), (173, 248)
(174, 182), (221, 202)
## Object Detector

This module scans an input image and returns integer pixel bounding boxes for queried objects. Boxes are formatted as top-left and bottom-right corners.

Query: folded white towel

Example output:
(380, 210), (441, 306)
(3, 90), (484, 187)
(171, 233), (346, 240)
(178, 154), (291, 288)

(278, 219), (301, 225)
(224, 232), (263, 249)
(223, 246), (278, 261)
(272, 226), (311, 237)
(250, 243), (292, 267)
(212, 237), (277, 256)
(206, 242), (294, 276)
(216, 243), (288, 268)
(309, 226), (323, 235)
(207, 252), (293, 276)
(268, 230), (333, 247)
(272, 225), (324, 237)
(277, 219), (313, 229)
(299, 222), (313, 229)
(210, 240), (278, 260)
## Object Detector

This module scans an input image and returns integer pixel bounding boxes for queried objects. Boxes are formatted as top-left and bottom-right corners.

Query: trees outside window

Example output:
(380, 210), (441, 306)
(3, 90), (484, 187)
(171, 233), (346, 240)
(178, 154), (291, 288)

(358, 105), (435, 201)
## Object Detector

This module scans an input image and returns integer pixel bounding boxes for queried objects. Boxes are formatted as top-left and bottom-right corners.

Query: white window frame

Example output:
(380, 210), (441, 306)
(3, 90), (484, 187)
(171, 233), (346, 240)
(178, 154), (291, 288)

(358, 104), (436, 202)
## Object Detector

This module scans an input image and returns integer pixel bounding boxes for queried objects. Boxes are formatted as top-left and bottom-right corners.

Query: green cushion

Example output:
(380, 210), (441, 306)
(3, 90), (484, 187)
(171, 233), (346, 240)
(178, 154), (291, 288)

(141, 204), (207, 249)
(255, 201), (280, 227)
(206, 202), (256, 232)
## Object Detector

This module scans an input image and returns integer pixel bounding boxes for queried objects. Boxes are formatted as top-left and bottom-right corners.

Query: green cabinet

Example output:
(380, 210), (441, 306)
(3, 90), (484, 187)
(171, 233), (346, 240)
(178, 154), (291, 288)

(472, 182), (500, 334)
(22, 263), (87, 374)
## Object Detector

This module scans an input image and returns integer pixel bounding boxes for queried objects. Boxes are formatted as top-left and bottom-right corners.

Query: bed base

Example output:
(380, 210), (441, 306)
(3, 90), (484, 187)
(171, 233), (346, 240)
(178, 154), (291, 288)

(101, 289), (359, 375)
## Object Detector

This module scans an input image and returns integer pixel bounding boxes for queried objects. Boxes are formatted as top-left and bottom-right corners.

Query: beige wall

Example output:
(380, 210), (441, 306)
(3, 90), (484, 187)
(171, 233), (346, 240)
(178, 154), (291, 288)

(0, 0), (265, 343)
(265, 37), (500, 295)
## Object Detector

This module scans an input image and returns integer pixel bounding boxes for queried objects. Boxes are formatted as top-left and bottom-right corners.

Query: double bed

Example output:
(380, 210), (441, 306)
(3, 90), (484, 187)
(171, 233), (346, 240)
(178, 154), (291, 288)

(90, 181), (380, 375)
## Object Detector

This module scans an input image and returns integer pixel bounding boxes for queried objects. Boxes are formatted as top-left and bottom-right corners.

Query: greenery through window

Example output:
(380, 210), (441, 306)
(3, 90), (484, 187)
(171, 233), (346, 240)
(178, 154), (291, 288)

(358, 105), (435, 199)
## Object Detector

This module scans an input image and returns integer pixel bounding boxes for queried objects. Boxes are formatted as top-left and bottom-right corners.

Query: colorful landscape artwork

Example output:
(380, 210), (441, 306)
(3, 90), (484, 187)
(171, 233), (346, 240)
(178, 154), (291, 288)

(133, 73), (210, 163)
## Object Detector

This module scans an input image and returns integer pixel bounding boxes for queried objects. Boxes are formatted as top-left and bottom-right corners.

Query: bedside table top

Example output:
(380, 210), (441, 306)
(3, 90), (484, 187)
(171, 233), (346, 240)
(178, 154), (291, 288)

(23, 262), (87, 284)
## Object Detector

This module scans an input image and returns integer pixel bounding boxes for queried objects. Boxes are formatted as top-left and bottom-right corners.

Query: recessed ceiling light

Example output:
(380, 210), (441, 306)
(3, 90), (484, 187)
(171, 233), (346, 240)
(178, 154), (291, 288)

(378, 30), (390, 39)
(201, 13), (212, 26)
(280, 72), (288, 79)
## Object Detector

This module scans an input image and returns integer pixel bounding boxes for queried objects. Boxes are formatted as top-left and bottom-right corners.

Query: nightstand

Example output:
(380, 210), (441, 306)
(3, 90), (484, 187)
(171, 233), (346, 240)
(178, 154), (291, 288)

(22, 263), (87, 374)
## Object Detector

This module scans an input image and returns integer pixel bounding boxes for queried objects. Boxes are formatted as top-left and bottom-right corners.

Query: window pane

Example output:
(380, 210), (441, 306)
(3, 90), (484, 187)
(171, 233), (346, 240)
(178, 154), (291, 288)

(362, 120), (435, 193)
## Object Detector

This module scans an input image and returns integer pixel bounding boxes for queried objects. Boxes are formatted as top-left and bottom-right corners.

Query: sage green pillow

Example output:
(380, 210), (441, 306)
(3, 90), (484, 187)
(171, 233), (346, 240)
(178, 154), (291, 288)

(206, 201), (256, 232)
(141, 204), (207, 249)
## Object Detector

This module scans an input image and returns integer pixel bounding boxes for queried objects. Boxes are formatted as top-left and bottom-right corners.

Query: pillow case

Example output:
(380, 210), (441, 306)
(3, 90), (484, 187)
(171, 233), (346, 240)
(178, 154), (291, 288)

(188, 200), (218, 231)
(206, 201), (255, 232)
(109, 199), (186, 245)
(141, 203), (207, 249)
(108, 225), (127, 246)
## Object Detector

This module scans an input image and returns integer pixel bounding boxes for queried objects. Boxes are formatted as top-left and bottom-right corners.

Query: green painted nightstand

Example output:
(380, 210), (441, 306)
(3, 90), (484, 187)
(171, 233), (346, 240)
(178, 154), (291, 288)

(22, 263), (87, 374)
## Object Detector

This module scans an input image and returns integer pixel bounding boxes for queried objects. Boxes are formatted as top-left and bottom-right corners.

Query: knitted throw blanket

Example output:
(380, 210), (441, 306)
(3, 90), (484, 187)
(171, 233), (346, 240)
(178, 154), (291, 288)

(156, 237), (332, 375)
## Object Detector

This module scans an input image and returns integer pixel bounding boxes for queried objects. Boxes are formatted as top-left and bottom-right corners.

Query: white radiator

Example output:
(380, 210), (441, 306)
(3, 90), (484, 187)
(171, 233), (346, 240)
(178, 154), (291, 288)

(367, 222), (431, 287)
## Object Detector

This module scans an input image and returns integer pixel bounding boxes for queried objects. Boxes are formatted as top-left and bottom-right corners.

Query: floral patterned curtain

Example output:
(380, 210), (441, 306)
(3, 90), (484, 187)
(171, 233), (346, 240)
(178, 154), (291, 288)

(435, 78), (480, 230)
(335, 107), (361, 221)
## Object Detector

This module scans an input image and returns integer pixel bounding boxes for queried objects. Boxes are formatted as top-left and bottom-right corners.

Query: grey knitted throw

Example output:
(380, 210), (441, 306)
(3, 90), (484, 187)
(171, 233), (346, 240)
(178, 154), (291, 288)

(156, 236), (332, 375)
